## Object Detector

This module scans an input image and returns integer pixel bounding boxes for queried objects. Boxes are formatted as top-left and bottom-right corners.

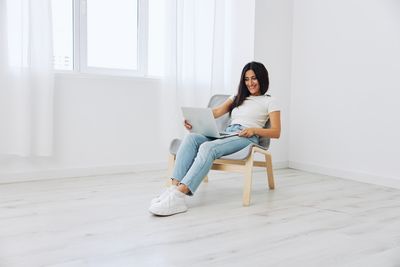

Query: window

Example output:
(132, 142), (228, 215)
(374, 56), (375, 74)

(52, 0), (162, 76)
(86, 0), (139, 71)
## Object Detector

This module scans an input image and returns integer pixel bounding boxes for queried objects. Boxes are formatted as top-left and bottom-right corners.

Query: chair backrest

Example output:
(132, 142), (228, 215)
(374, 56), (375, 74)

(207, 94), (271, 150)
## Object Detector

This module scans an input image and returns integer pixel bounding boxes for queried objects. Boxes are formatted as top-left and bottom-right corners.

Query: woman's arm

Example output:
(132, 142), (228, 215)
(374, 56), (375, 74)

(238, 111), (281, 139)
(212, 98), (233, 118)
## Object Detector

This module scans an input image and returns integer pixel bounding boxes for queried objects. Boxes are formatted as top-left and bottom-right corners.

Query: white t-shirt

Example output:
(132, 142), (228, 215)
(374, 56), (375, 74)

(229, 94), (280, 128)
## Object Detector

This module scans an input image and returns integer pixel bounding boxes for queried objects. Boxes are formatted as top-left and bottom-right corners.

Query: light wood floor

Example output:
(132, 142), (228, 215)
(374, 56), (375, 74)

(1, 168), (400, 267)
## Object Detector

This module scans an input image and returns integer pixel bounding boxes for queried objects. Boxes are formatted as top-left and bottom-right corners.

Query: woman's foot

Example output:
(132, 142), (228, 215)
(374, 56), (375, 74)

(150, 185), (177, 206)
(149, 188), (188, 216)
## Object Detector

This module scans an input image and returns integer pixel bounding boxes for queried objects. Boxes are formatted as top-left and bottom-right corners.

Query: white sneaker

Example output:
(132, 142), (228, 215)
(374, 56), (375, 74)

(150, 186), (177, 206)
(149, 189), (188, 216)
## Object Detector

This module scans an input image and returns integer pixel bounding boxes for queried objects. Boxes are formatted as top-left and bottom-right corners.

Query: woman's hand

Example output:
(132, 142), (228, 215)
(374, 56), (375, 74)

(183, 119), (192, 130)
(238, 128), (256, 137)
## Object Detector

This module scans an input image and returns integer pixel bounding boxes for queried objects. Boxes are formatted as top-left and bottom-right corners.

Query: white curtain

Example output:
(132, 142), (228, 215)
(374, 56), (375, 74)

(0, 0), (54, 157)
(158, 0), (256, 147)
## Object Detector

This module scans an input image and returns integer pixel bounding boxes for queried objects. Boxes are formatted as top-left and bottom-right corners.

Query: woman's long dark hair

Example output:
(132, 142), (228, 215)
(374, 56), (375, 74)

(229, 61), (269, 115)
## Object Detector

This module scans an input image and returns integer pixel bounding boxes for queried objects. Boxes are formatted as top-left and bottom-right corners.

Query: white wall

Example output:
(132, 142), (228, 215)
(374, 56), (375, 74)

(0, 75), (169, 182)
(254, 0), (293, 167)
(53, 74), (166, 168)
(289, 0), (400, 186)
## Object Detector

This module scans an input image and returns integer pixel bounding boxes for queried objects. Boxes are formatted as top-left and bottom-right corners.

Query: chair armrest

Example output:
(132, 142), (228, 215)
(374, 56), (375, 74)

(169, 138), (182, 155)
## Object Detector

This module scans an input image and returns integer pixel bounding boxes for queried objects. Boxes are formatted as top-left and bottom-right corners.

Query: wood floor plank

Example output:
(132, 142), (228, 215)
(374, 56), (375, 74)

(0, 168), (400, 267)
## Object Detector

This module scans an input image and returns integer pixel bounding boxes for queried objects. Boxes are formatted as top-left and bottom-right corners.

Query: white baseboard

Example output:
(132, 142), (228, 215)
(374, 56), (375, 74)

(0, 161), (167, 184)
(272, 160), (289, 169)
(248, 160), (289, 173)
(289, 161), (400, 189)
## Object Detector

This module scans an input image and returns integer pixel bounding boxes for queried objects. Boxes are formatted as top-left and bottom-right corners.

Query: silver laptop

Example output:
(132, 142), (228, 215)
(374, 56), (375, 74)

(181, 107), (239, 138)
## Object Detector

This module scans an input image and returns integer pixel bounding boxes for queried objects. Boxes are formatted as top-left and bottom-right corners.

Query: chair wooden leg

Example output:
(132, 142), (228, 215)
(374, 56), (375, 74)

(243, 152), (254, 206)
(166, 154), (176, 186)
(265, 153), (275, 189)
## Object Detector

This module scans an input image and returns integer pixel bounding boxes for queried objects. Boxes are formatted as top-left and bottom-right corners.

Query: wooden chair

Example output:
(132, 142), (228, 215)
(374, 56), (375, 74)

(168, 94), (275, 206)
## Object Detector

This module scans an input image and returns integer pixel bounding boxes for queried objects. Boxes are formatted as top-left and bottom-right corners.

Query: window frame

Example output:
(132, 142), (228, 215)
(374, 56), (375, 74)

(64, 0), (149, 76)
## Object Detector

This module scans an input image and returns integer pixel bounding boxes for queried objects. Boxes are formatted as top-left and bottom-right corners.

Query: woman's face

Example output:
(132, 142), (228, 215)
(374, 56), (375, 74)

(244, 69), (260, 96)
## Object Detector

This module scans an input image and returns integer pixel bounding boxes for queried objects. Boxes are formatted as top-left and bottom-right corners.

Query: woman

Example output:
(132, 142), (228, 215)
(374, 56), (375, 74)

(149, 61), (281, 216)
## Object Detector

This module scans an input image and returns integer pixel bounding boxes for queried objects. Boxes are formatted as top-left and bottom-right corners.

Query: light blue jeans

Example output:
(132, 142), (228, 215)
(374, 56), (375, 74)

(172, 124), (259, 195)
